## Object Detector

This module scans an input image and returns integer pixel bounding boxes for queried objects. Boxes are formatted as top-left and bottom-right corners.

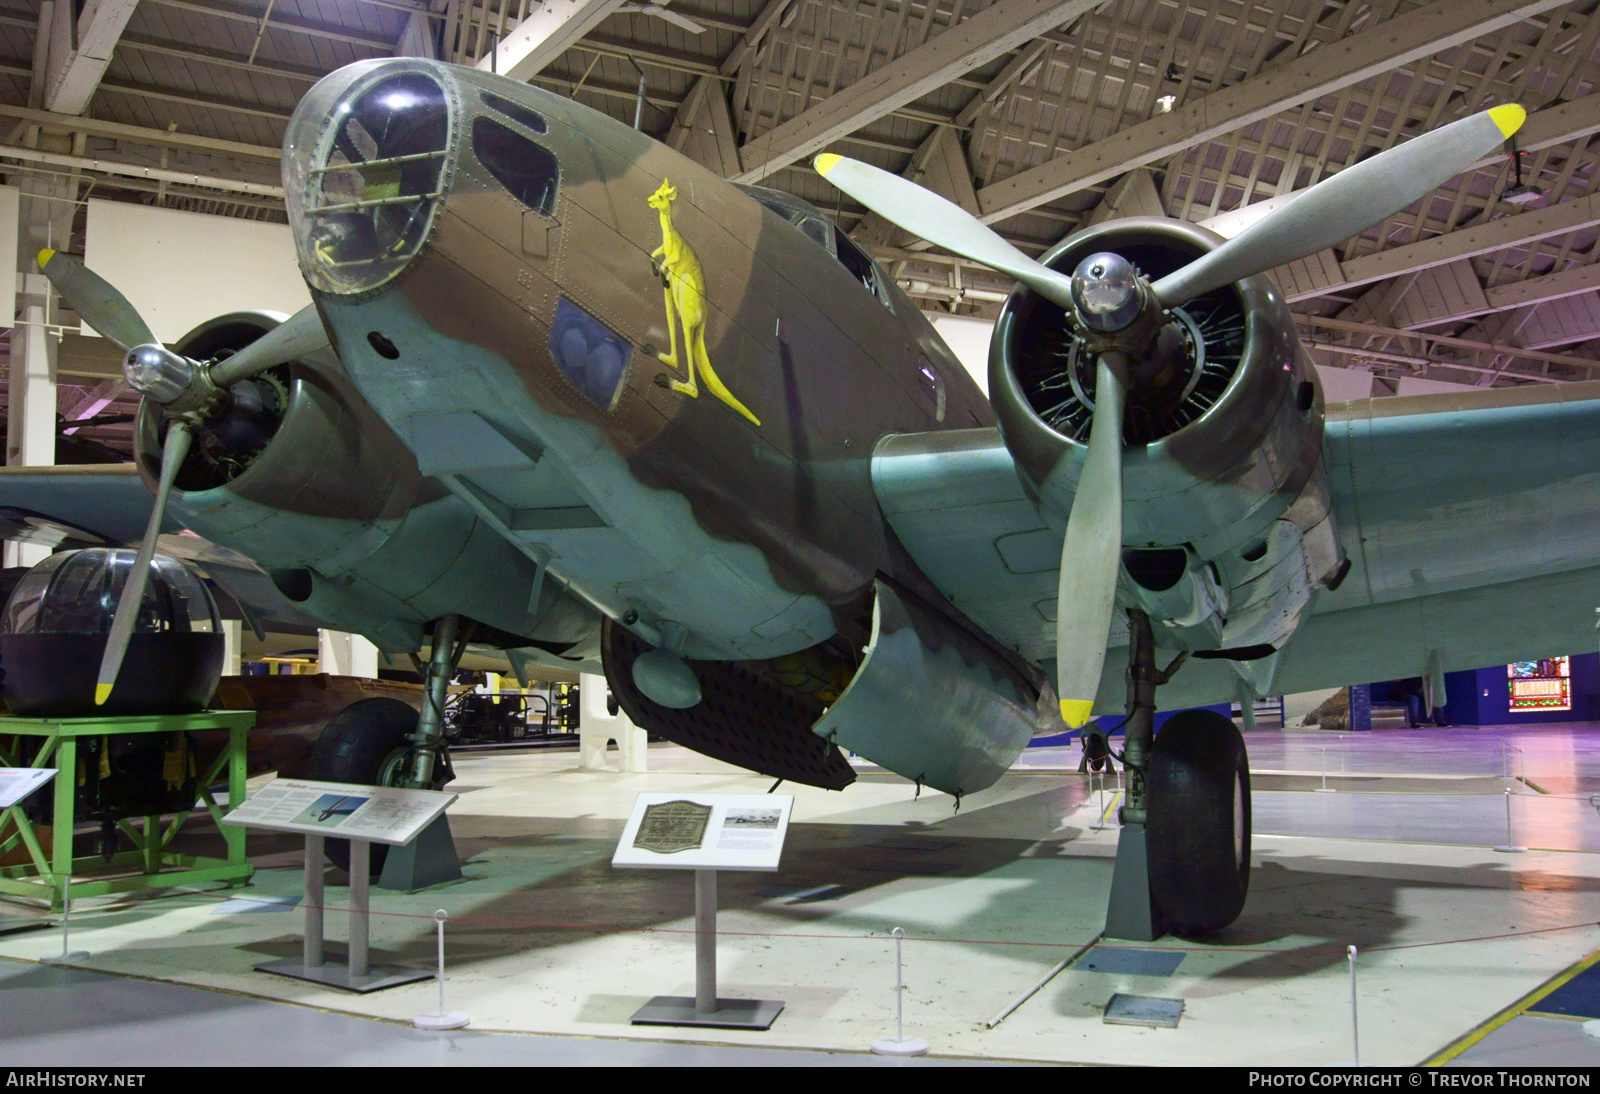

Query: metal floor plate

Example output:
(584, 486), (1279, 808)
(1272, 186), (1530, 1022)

(1103, 992), (1184, 1028)
(632, 995), (785, 1030)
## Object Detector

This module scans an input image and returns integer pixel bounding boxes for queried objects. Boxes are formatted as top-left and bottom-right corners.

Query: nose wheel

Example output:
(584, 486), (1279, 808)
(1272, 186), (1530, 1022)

(1103, 610), (1252, 940)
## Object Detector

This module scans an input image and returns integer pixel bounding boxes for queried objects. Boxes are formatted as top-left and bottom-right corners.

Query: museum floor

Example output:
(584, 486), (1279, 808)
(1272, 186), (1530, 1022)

(4, 724), (1600, 1067)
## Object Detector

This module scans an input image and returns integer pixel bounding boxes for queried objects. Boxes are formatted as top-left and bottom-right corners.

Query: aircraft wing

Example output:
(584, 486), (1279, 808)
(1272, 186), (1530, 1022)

(0, 464), (321, 632)
(0, 464), (169, 549)
(876, 382), (1600, 707)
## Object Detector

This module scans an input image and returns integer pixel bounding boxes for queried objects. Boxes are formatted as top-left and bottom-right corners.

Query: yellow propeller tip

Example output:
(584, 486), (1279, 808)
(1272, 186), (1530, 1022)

(35, 248), (54, 271)
(93, 683), (112, 705)
(1489, 103), (1527, 139)
(814, 153), (842, 175)
(1059, 699), (1095, 729)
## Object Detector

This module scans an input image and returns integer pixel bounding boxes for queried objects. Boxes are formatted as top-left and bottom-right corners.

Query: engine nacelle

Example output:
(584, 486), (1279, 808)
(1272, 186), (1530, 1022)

(990, 219), (1343, 656)
(136, 312), (599, 657)
(605, 579), (1053, 795)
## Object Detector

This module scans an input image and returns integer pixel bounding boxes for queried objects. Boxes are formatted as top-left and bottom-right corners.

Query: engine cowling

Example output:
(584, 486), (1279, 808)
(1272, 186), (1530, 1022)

(135, 311), (599, 658)
(990, 219), (1343, 656)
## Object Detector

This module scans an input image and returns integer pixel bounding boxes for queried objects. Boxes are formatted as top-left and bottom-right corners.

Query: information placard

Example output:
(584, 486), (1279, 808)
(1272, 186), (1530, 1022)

(612, 793), (794, 871)
(222, 778), (456, 846)
(0, 768), (54, 809)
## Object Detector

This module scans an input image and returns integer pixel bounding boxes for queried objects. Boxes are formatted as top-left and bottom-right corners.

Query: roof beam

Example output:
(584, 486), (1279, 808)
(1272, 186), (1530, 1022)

(0, 102), (282, 160)
(1288, 189), (1600, 301)
(1300, 313), (1600, 376)
(41, 0), (140, 115)
(479, 0), (627, 81)
(1482, 260), (1600, 311)
(733, 0), (1104, 183)
(720, 0), (792, 76)
(975, 0), (1572, 224)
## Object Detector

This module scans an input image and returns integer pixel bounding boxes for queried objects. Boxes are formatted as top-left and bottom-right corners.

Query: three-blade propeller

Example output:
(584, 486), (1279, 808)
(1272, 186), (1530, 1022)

(35, 250), (330, 705)
(816, 102), (1527, 728)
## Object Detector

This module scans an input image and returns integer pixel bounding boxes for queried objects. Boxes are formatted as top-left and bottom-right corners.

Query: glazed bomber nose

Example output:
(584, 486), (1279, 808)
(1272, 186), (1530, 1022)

(288, 65), (454, 296)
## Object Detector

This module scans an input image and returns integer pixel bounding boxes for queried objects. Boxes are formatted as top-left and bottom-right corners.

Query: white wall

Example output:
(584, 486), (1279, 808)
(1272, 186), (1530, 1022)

(83, 200), (310, 343)
(929, 314), (993, 395)
(0, 185), (19, 328)
(1315, 365), (1375, 402)
(1395, 375), (1479, 396)
(318, 629), (379, 678)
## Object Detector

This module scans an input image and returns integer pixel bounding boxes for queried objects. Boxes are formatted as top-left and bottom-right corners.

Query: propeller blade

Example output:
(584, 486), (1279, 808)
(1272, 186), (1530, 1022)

(1153, 104), (1527, 307)
(1056, 354), (1126, 730)
(208, 304), (330, 387)
(814, 153), (1076, 309)
(37, 249), (157, 353)
(95, 421), (191, 706)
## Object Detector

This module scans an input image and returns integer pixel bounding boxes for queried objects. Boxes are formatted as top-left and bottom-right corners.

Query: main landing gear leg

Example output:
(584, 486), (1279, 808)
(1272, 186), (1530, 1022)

(1103, 610), (1254, 939)
(1103, 610), (1183, 941)
(380, 615), (468, 891)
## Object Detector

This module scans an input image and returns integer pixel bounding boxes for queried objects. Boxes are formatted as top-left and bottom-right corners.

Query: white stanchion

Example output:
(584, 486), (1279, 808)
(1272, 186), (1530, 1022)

(1089, 770), (1115, 831)
(1315, 747), (1336, 793)
(413, 909), (470, 1030)
(1349, 945), (1360, 1066)
(1495, 788), (1528, 854)
(41, 872), (87, 965)
(871, 928), (928, 1056)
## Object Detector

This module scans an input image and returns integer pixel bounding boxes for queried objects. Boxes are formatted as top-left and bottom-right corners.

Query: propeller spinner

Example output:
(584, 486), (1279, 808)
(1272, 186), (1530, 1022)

(34, 249), (331, 705)
(816, 102), (1526, 728)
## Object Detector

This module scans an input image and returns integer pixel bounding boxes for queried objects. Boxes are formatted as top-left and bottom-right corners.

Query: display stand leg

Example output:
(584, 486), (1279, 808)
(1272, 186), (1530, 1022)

(695, 869), (716, 1015)
(632, 868), (784, 1031)
(349, 840), (370, 979)
(304, 834), (324, 968)
(255, 835), (430, 994)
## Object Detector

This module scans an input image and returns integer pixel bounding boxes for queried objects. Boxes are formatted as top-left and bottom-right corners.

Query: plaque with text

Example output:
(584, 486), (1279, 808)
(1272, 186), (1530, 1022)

(613, 792), (794, 871)
(633, 799), (713, 854)
(222, 778), (457, 846)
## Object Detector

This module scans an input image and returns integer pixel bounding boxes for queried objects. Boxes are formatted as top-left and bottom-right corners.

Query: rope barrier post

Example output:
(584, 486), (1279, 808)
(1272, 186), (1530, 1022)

(1316, 747), (1335, 793)
(1495, 788), (1528, 853)
(872, 927), (928, 1056)
(414, 909), (470, 1030)
(1349, 945), (1360, 1066)
(41, 870), (87, 964)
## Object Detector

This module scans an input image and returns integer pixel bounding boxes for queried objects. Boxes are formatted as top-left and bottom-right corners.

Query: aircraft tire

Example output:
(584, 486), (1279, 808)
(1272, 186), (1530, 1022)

(1146, 708), (1251, 936)
(306, 698), (418, 876)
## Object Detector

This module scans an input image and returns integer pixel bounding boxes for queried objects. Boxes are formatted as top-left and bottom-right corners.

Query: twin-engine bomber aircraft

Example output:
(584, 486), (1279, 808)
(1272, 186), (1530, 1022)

(12, 57), (1597, 937)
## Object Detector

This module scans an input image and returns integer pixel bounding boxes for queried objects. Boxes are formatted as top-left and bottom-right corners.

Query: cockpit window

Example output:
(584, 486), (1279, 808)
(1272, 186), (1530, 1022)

(734, 182), (894, 311)
(480, 91), (548, 134)
(297, 70), (452, 295)
(834, 228), (894, 312)
(472, 117), (559, 216)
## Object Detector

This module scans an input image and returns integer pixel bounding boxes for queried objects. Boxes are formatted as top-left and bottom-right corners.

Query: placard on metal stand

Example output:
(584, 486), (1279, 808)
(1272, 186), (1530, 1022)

(613, 792), (794, 1030)
(223, 778), (457, 994)
(0, 768), (57, 936)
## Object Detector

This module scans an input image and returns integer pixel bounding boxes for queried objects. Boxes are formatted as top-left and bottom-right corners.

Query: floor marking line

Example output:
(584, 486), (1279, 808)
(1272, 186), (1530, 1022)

(1422, 945), (1600, 1066)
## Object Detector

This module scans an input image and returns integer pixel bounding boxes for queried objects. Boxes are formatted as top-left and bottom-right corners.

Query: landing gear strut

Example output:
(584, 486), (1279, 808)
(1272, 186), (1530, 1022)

(395, 614), (470, 790)
(1103, 610), (1251, 939)
(306, 614), (469, 885)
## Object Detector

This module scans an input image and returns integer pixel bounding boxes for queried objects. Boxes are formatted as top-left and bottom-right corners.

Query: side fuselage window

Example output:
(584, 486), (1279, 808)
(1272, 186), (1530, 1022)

(472, 116), (558, 216)
(833, 227), (894, 312)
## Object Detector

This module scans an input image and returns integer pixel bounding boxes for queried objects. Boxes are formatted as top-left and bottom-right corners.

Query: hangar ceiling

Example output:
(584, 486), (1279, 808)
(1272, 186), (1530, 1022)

(7, 0), (1600, 455)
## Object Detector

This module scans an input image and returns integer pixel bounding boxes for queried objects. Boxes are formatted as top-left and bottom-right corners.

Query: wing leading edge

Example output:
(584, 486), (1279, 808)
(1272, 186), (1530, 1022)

(876, 382), (1600, 711)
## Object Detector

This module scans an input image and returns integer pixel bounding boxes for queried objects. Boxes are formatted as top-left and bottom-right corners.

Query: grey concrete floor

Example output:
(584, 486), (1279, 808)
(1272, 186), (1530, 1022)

(6, 724), (1600, 1065)
(0, 958), (948, 1066)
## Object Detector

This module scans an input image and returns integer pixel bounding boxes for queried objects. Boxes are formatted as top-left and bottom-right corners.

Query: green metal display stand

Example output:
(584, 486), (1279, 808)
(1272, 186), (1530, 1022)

(0, 710), (255, 910)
